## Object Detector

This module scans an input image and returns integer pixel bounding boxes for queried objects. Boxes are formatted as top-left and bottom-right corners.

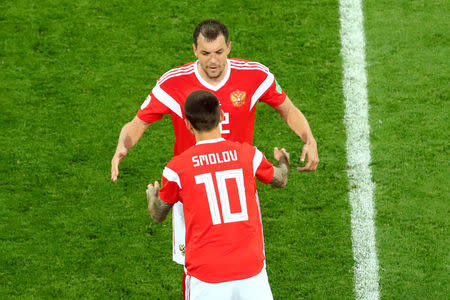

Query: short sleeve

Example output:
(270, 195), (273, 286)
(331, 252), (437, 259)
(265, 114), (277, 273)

(259, 77), (287, 107)
(253, 147), (275, 184)
(136, 90), (170, 123)
(159, 166), (181, 204)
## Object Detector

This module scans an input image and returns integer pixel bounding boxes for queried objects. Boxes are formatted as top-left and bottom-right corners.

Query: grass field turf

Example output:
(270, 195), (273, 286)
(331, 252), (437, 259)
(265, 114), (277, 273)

(0, 0), (447, 299)
(365, 0), (449, 298)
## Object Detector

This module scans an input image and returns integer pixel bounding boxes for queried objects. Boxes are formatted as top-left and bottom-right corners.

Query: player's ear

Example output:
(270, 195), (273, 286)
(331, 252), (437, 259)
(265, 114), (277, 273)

(219, 109), (225, 122)
(193, 43), (198, 58)
(185, 119), (195, 135)
(226, 41), (232, 55)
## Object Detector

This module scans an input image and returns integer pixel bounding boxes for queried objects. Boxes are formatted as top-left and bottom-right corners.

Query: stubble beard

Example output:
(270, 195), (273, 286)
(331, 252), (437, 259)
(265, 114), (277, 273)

(206, 69), (222, 79)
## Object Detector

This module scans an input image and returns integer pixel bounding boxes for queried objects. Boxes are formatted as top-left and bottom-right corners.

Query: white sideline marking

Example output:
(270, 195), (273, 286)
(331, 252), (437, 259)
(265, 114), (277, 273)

(339, 0), (380, 299)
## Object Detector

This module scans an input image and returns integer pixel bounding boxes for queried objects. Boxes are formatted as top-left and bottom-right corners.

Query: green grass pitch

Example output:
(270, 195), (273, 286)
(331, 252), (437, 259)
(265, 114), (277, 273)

(1, 0), (447, 299)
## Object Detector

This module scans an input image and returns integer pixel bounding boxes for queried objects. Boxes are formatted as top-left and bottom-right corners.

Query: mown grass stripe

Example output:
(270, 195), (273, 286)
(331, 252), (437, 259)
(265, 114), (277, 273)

(339, 0), (380, 299)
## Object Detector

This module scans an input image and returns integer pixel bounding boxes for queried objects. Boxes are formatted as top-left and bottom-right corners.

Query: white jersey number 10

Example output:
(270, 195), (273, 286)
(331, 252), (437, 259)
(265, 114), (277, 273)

(195, 168), (248, 225)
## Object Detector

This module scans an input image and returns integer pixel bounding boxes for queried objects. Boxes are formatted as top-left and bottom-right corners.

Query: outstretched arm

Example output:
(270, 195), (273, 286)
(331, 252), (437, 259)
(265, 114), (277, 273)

(273, 96), (319, 172)
(111, 116), (151, 182)
(270, 147), (290, 188)
(146, 181), (173, 223)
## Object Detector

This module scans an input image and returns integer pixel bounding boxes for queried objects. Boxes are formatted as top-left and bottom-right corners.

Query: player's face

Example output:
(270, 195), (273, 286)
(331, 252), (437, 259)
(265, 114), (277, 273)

(193, 34), (231, 81)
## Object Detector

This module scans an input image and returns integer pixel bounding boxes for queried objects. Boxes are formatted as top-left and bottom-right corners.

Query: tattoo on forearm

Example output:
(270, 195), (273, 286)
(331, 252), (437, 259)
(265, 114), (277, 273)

(156, 201), (173, 218)
(270, 157), (290, 188)
(148, 192), (173, 222)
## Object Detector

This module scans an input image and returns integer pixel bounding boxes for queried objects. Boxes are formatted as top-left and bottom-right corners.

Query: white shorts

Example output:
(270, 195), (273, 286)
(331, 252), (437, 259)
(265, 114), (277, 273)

(185, 267), (273, 300)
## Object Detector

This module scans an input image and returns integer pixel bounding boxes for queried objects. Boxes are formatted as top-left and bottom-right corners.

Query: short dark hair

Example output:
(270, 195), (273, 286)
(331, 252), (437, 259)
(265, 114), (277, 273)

(193, 19), (229, 46)
(184, 90), (221, 132)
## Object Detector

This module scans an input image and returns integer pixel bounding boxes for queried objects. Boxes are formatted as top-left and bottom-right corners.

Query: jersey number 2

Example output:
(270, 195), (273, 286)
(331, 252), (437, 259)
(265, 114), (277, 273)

(195, 168), (248, 225)
(219, 112), (230, 134)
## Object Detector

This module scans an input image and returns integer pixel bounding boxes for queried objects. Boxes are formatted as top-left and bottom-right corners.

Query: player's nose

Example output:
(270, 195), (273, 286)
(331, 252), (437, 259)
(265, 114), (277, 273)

(210, 54), (218, 64)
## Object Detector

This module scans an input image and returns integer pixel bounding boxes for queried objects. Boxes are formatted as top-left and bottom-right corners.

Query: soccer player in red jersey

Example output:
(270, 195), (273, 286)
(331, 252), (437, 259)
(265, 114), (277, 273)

(111, 19), (318, 295)
(147, 90), (290, 300)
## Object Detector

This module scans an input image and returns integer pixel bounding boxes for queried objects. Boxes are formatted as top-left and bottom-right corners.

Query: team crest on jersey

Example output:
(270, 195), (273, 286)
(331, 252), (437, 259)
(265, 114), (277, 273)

(230, 90), (246, 107)
(179, 244), (185, 256)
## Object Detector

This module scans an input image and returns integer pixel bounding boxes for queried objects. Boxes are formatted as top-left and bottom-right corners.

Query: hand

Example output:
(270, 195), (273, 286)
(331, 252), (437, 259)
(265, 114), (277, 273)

(274, 147), (290, 164)
(146, 181), (160, 206)
(146, 181), (160, 195)
(111, 145), (129, 182)
(297, 141), (319, 172)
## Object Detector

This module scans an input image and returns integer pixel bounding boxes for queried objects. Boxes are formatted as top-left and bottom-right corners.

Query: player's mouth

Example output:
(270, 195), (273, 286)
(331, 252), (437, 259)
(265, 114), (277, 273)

(208, 66), (219, 72)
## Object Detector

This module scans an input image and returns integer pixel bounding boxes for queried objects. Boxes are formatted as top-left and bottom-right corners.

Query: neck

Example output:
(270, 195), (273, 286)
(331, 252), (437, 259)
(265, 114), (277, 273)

(194, 127), (222, 142)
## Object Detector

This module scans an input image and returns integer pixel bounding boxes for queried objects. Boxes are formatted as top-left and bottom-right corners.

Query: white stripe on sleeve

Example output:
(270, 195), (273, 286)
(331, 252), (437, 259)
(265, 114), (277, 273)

(250, 72), (275, 111)
(162, 167), (182, 189)
(152, 84), (183, 118)
(252, 148), (263, 177)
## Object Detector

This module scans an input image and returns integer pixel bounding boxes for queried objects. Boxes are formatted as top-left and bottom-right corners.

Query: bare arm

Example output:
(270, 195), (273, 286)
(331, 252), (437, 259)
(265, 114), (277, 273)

(270, 147), (290, 188)
(273, 96), (319, 172)
(111, 116), (151, 181)
(146, 181), (173, 223)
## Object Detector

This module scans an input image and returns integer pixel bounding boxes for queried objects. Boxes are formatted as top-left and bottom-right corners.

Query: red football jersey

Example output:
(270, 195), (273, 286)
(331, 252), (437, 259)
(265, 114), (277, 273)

(137, 58), (287, 155)
(159, 138), (275, 283)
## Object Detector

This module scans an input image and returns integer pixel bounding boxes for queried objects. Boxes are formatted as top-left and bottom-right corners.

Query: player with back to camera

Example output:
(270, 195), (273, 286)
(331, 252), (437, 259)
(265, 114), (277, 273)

(146, 90), (290, 300)
(111, 19), (319, 295)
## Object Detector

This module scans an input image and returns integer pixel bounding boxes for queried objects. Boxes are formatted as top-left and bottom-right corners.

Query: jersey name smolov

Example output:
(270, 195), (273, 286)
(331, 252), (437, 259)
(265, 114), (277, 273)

(192, 150), (238, 167)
